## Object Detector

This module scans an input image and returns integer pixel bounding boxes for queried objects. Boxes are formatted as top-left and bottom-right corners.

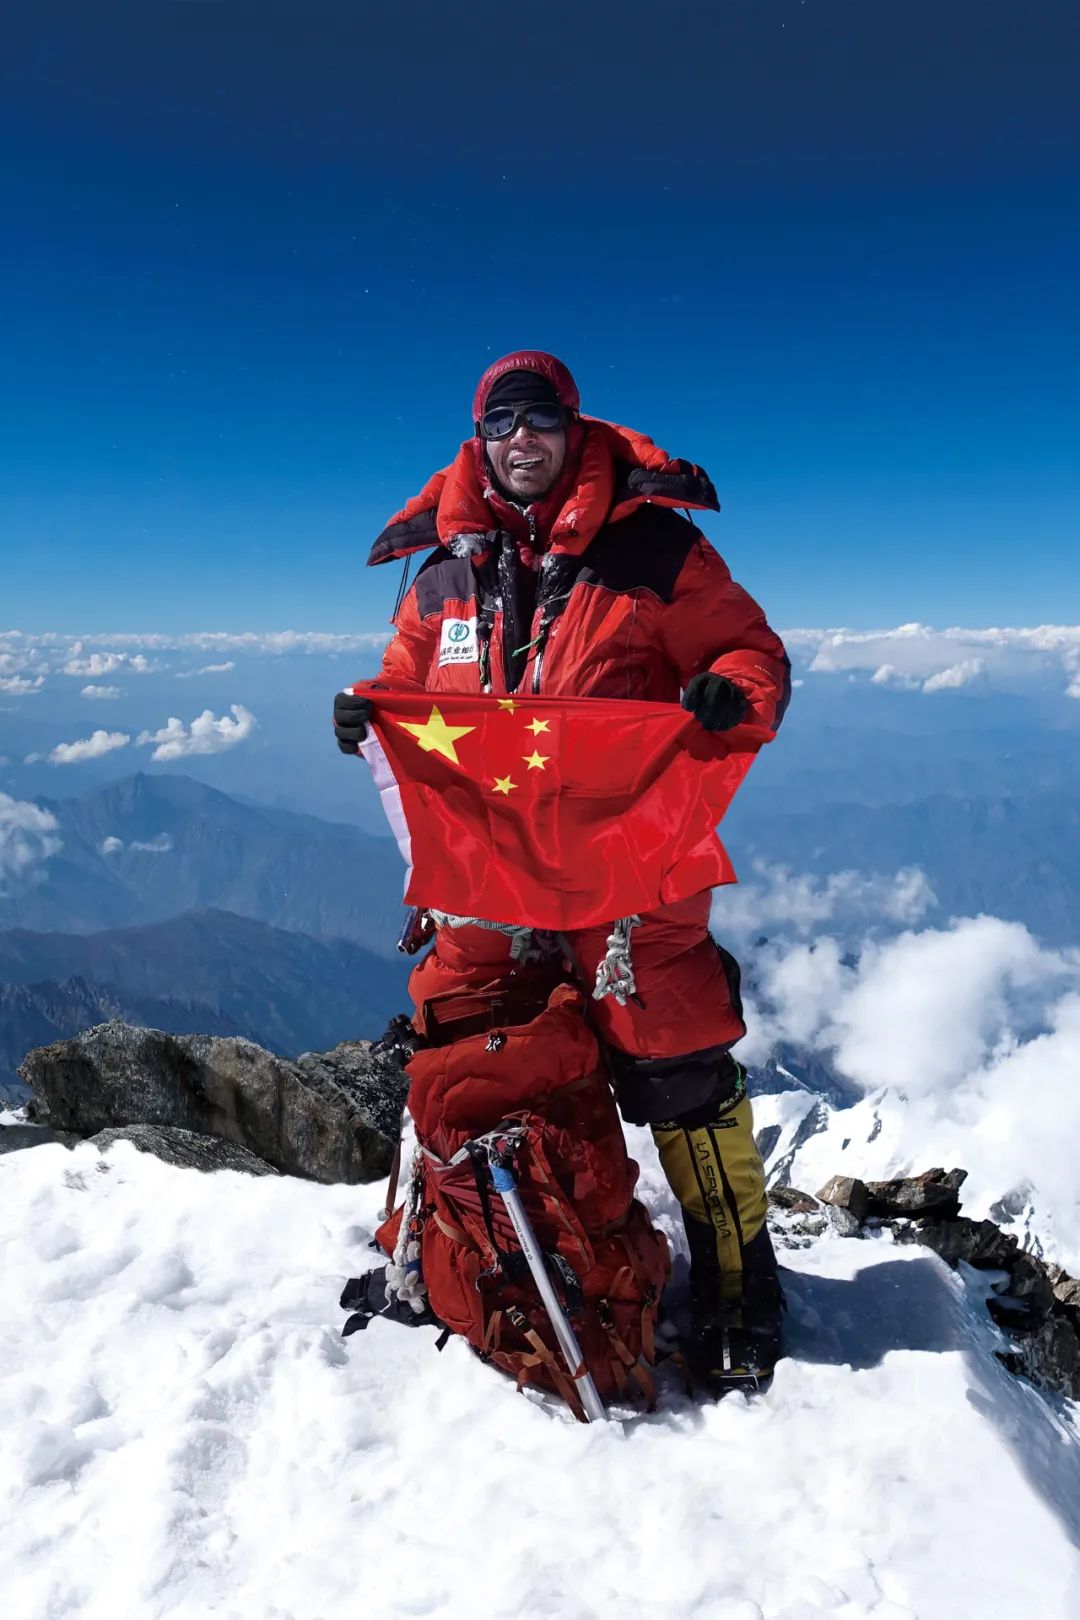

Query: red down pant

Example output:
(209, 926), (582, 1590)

(408, 890), (771, 1303)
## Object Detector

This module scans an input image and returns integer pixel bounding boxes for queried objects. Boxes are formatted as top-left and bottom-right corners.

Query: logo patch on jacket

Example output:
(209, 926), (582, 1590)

(438, 616), (479, 666)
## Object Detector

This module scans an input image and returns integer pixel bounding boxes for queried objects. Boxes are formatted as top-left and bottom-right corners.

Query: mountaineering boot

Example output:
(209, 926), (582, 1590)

(651, 1061), (785, 1394)
(683, 1221), (785, 1393)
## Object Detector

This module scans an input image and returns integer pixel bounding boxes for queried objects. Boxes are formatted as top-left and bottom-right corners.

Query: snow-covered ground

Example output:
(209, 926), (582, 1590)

(3, 1128), (1079, 1620)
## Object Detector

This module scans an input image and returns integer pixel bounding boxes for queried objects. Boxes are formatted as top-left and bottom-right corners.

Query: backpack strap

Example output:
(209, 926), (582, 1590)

(597, 1298), (657, 1410)
(507, 1307), (588, 1423)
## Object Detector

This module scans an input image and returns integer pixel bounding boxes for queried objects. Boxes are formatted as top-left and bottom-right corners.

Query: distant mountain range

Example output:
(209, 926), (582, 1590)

(1, 772), (408, 955)
(5, 760), (1079, 1105)
(0, 908), (411, 1099)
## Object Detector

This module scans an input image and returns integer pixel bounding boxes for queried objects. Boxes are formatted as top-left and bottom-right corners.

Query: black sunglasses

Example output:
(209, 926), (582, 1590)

(478, 401), (572, 440)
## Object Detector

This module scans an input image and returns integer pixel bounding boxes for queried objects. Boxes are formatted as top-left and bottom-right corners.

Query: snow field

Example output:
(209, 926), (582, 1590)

(2, 1132), (1079, 1620)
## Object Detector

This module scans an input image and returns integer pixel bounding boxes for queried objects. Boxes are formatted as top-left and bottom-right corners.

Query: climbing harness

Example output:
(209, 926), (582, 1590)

(428, 909), (556, 966)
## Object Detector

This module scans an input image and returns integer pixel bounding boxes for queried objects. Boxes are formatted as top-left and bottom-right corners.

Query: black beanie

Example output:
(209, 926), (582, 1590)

(482, 368), (562, 411)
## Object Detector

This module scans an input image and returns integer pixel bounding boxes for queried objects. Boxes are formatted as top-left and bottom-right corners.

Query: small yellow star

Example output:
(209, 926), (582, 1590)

(492, 776), (517, 795)
(525, 717), (551, 735)
(497, 699), (518, 712)
(399, 705), (476, 764)
(523, 750), (549, 771)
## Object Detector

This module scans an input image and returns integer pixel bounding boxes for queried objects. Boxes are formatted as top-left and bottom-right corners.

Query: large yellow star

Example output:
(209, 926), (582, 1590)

(399, 706), (476, 764)
(497, 699), (518, 712)
(525, 717), (551, 735)
(523, 750), (549, 771)
(492, 776), (517, 795)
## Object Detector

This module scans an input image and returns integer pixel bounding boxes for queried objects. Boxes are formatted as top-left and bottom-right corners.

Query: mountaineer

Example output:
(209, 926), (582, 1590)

(335, 350), (791, 1389)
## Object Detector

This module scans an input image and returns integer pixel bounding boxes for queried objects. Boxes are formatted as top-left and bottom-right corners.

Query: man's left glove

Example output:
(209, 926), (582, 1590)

(681, 672), (750, 732)
(334, 691), (372, 754)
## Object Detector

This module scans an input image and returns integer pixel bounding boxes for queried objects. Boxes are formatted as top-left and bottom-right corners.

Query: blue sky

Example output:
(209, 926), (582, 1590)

(1, 1), (1077, 633)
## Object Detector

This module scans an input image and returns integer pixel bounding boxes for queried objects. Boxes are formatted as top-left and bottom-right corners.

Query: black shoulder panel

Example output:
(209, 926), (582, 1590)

(577, 505), (699, 604)
(612, 460), (720, 513)
(413, 549), (479, 620)
(368, 507), (440, 567)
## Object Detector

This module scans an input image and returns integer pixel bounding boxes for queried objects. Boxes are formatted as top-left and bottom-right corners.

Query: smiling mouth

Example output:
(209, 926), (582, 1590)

(508, 456), (545, 471)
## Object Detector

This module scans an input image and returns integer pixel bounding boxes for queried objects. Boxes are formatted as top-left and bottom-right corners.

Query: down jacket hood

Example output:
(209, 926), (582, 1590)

(367, 417), (720, 568)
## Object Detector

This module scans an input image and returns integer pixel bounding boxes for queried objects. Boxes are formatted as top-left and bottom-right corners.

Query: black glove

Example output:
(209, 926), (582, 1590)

(681, 672), (750, 732)
(333, 691), (372, 754)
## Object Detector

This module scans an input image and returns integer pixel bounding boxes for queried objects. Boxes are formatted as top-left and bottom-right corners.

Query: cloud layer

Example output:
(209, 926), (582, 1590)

(713, 863), (935, 942)
(3, 623), (1079, 699)
(792, 622), (1080, 697)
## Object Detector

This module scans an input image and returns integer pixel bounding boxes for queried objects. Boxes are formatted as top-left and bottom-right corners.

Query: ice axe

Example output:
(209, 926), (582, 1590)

(482, 1133), (608, 1424)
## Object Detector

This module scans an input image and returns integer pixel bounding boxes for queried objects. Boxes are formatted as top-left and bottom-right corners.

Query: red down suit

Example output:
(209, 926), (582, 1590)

(367, 410), (790, 1076)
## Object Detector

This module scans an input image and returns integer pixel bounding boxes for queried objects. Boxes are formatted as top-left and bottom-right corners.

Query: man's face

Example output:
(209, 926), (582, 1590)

(485, 413), (567, 503)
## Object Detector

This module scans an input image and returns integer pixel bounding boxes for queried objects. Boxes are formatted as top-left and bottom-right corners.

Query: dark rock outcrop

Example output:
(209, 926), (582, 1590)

(816, 1174), (871, 1222)
(901, 1216), (1018, 1270)
(90, 1124), (279, 1175)
(20, 1019), (408, 1184)
(864, 1167), (967, 1220)
(816, 1167), (968, 1224)
(768, 1185), (821, 1215)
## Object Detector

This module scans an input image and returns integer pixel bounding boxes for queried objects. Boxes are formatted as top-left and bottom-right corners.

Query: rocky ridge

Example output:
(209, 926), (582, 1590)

(772, 1167), (1080, 1401)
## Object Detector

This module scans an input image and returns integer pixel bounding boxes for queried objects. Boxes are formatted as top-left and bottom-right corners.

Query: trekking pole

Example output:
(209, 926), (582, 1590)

(487, 1144), (608, 1424)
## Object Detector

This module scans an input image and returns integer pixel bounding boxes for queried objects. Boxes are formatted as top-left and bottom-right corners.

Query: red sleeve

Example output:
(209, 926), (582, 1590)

(659, 536), (791, 731)
(374, 585), (437, 691)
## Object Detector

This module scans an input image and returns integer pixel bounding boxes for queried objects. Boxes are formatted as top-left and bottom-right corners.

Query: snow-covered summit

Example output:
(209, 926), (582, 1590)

(2, 1129), (1078, 1620)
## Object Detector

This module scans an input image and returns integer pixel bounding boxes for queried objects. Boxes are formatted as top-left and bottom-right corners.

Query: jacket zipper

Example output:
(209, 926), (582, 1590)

(529, 515), (550, 695)
(532, 620), (550, 694)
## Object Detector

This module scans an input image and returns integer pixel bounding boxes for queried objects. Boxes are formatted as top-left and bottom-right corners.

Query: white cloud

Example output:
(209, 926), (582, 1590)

(49, 730), (131, 765)
(0, 793), (62, 887)
(100, 833), (173, 854)
(1066, 672), (1080, 700)
(81, 684), (121, 700)
(922, 657), (985, 693)
(63, 647), (158, 677)
(870, 664), (919, 690)
(0, 648), (46, 678)
(137, 704), (256, 761)
(0, 675), (44, 694)
(739, 913), (1080, 1266)
(176, 661), (236, 678)
(131, 833), (173, 853)
(63, 650), (125, 677)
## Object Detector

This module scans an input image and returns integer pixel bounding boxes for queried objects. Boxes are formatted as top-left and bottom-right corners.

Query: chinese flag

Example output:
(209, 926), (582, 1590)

(355, 683), (771, 930)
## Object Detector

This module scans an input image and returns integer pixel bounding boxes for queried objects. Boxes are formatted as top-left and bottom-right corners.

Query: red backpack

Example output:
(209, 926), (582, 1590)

(375, 983), (670, 1418)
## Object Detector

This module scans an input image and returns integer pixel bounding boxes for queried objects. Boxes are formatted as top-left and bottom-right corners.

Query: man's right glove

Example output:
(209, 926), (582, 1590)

(681, 672), (750, 732)
(333, 691), (373, 754)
